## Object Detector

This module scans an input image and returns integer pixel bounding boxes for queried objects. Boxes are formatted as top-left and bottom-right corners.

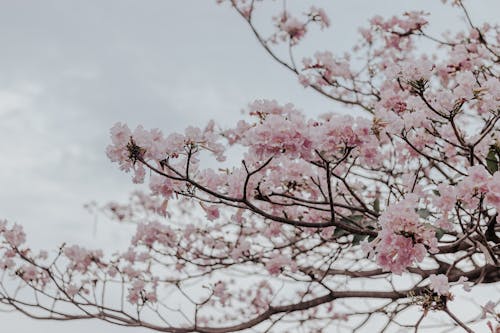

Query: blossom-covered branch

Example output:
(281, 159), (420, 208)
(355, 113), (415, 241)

(1, 0), (499, 332)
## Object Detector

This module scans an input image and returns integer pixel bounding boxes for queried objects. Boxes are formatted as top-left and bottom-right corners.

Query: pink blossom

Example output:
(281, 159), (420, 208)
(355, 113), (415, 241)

(3, 223), (26, 247)
(486, 172), (500, 208)
(110, 122), (131, 146)
(20, 264), (38, 282)
(213, 281), (230, 305)
(332, 313), (349, 321)
(373, 195), (438, 274)
(454, 71), (477, 100)
(309, 7), (330, 29)
(0, 258), (15, 270)
(132, 221), (177, 247)
(435, 184), (457, 212)
(149, 174), (174, 199)
(202, 205), (220, 221)
(132, 164), (146, 184)
(275, 12), (307, 44)
(66, 284), (80, 297)
(64, 245), (103, 273)
(128, 279), (145, 304)
(456, 276), (472, 292)
(265, 254), (291, 275)
(429, 274), (450, 296)
(456, 165), (491, 207)
(436, 216), (453, 231)
(481, 301), (497, 319)
(360, 239), (375, 259)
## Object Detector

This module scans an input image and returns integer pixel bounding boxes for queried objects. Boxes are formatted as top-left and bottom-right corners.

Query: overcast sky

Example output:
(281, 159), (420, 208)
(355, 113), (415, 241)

(1, 1), (499, 332)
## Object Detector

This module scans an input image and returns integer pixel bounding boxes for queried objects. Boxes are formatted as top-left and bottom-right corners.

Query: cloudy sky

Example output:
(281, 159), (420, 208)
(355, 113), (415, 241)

(0, 1), (498, 332)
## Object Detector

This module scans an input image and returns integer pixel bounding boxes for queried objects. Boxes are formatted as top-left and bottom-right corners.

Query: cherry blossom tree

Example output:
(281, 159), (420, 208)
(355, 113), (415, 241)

(1, 1), (499, 332)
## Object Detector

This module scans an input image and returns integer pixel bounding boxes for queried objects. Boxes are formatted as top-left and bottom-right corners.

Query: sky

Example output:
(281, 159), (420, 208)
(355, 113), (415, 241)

(0, 1), (499, 332)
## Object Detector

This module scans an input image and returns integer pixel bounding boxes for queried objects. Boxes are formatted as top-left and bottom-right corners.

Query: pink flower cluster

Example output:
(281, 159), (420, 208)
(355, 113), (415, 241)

(429, 274), (449, 296)
(0, 220), (26, 248)
(308, 6), (330, 30)
(301, 51), (352, 87)
(128, 278), (158, 304)
(223, 100), (380, 165)
(436, 166), (500, 214)
(19, 264), (49, 285)
(64, 245), (104, 273)
(265, 254), (295, 275)
(270, 6), (331, 45)
(367, 11), (428, 51)
(273, 11), (307, 45)
(106, 120), (225, 184)
(373, 195), (438, 274)
(132, 221), (178, 247)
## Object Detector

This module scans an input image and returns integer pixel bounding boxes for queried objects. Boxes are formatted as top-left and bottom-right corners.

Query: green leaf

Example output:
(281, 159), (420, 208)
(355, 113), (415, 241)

(333, 227), (348, 238)
(435, 228), (446, 240)
(486, 146), (499, 175)
(343, 215), (364, 224)
(352, 234), (368, 246)
(373, 198), (380, 213)
(417, 208), (431, 219)
(336, 215), (366, 240)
